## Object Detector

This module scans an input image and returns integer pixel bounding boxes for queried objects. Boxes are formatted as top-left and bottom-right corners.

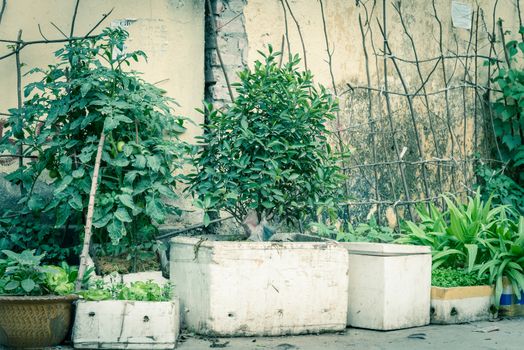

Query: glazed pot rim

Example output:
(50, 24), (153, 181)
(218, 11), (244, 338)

(0, 294), (79, 302)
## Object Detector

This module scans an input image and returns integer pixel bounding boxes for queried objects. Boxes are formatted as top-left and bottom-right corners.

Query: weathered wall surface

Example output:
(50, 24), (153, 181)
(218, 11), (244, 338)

(210, 0), (522, 222)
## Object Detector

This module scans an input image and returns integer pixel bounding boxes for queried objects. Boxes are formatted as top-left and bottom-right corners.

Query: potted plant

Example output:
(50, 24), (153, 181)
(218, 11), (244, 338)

(0, 249), (78, 348)
(172, 48), (349, 336)
(481, 216), (524, 317)
(72, 278), (179, 349)
(399, 193), (524, 321)
(0, 28), (188, 279)
(430, 267), (495, 324)
(188, 47), (345, 238)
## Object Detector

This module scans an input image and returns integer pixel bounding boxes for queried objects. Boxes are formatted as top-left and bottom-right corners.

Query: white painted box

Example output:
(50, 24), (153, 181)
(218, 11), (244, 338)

(72, 300), (179, 349)
(430, 285), (495, 324)
(170, 236), (349, 336)
(343, 242), (431, 330)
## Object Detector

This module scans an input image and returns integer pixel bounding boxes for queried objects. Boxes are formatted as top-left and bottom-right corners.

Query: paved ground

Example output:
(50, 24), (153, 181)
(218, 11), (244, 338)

(177, 318), (524, 350)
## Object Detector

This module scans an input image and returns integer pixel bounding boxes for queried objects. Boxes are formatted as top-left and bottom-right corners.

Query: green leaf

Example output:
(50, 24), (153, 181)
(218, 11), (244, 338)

(4, 280), (20, 291)
(68, 193), (83, 211)
(21, 279), (36, 293)
(118, 194), (136, 210)
(114, 207), (132, 223)
(464, 244), (478, 273)
(103, 116), (119, 132)
(54, 175), (73, 194)
(72, 168), (85, 179)
(107, 219), (126, 243)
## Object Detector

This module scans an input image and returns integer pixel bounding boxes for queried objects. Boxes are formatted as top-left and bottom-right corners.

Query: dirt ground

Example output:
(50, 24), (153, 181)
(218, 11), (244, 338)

(177, 318), (524, 350)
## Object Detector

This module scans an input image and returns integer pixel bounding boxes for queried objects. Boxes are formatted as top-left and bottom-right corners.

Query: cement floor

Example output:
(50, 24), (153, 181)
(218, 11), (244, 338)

(177, 318), (524, 350)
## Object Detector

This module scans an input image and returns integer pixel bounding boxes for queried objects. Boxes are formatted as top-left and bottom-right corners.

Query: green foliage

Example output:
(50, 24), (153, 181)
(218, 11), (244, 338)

(488, 26), (524, 193)
(189, 47), (345, 229)
(80, 278), (171, 301)
(398, 192), (524, 305)
(0, 210), (76, 263)
(476, 164), (524, 214)
(44, 262), (78, 295)
(310, 218), (396, 243)
(0, 249), (76, 296)
(397, 192), (508, 271)
(477, 216), (524, 305)
(432, 267), (489, 288)
(0, 28), (188, 254)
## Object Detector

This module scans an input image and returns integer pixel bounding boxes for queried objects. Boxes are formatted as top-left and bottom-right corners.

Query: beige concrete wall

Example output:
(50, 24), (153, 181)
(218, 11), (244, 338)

(0, 0), (204, 142)
(244, 0), (520, 91)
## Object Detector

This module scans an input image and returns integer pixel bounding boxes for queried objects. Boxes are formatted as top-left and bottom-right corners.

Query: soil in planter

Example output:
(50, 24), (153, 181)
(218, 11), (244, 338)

(95, 253), (160, 275)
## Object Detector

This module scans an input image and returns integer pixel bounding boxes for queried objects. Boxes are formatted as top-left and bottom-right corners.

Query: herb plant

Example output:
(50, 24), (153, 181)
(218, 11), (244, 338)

(0, 249), (77, 296)
(80, 278), (171, 302)
(432, 267), (489, 288)
(189, 47), (345, 235)
(0, 28), (188, 262)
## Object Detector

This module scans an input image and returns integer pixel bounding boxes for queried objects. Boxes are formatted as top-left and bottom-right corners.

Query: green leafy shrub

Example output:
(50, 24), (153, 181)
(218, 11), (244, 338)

(476, 165), (524, 214)
(189, 47), (345, 234)
(80, 278), (171, 302)
(477, 216), (524, 304)
(0, 249), (76, 296)
(398, 192), (524, 305)
(0, 210), (76, 263)
(491, 33), (524, 184)
(397, 192), (508, 271)
(432, 267), (489, 288)
(0, 28), (188, 262)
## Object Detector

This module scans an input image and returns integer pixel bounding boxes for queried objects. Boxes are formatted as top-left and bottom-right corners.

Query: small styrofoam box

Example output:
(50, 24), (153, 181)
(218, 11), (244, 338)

(431, 286), (495, 324)
(72, 300), (179, 349)
(170, 236), (349, 336)
(343, 242), (431, 330)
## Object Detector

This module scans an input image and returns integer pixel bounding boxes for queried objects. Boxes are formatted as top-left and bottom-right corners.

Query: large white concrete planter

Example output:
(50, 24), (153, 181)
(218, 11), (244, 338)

(343, 242), (431, 330)
(170, 236), (349, 336)
(430, 285), (495, 324)
(72, 299), (180, 349)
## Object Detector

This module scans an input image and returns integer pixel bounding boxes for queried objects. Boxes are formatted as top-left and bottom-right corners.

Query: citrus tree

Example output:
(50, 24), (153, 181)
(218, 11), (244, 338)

(189, 48), (346, 238)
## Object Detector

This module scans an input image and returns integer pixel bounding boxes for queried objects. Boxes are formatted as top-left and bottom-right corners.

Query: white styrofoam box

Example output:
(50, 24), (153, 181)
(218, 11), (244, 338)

(170, 236), (349, 336)
(343, 242), (431, 330)
(72, 300), (179, 349)
(430, 286), (495, 324)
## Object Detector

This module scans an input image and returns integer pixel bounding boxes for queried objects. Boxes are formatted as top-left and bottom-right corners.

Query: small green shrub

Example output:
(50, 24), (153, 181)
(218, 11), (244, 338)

(398, 192), (524, 305)
(432, 267), (489, 288)
(397, 191), (508, 271)
(189, 47), (345, 234)
(476, 165), (524, 214)
(0, 249), (77, 296)
(478, 216), (524, 304)
(80, 278), (171, 302)
(0, 211), (77, 263)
